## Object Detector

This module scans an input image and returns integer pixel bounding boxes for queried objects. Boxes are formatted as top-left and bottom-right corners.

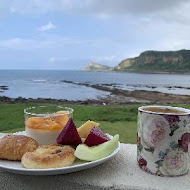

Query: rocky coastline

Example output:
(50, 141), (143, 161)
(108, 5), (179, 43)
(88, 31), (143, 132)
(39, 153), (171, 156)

(1, 81), (190, 105)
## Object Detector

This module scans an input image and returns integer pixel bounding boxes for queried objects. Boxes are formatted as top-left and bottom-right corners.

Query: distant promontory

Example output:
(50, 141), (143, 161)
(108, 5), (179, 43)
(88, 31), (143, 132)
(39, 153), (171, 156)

(83, 50), (190, 73)
(82, 62), (113, 72)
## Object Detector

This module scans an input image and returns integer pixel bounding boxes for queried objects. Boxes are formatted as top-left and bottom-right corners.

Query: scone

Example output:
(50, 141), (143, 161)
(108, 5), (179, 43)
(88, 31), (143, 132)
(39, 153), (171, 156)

(0, 135), (39, 161)
(21, 144), (76, 169)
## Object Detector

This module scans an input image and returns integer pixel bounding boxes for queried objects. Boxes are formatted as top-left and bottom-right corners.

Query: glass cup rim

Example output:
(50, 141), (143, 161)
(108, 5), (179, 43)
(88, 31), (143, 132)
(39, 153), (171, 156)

(138, 105), (190, 116)
(24, 105), (74, 117)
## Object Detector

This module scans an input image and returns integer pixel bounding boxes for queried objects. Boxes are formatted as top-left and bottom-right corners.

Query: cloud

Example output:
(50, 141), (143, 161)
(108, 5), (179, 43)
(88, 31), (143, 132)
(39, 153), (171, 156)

(62, 0), (186, 15)
(38, 22), (56, 31)
(5, 0), (189, 17)
(0, 36), (90, 50)
(1, 0), (190, 69)
(0, 37), (55, 50)
(2, 1), (190, 26)
(0, 38), (38, 49)
(9, 0), (63, 14)
(6, 0), (188, 18)
(0, 35), (132, 68)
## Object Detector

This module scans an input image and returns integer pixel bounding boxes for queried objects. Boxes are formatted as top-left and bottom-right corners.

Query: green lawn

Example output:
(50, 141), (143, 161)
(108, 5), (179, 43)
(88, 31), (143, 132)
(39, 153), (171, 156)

(0, 103), (190, 144)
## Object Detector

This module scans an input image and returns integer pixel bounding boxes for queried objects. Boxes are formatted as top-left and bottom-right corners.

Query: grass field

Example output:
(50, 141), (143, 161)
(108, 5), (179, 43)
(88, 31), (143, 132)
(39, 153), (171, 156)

(0, 103), (190, 144)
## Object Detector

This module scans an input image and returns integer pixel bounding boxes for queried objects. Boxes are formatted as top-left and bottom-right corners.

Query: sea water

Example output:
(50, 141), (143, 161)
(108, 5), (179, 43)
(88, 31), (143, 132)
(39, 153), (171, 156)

(0, 70), (190, 100)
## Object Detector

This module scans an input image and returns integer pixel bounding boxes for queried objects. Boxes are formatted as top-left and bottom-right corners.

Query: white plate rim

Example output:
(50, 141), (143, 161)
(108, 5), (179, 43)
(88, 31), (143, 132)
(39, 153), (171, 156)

(0, 133), (120, 175)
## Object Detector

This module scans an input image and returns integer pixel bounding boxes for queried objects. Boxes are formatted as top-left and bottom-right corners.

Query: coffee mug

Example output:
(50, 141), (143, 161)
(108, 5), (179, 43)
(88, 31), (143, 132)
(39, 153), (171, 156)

(137, 106), (190, 177)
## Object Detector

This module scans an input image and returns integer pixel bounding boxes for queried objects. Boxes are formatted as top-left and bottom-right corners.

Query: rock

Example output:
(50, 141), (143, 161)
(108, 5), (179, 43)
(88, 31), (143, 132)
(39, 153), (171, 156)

(0, 86), (9, 90)
(82, 62), (113, 72)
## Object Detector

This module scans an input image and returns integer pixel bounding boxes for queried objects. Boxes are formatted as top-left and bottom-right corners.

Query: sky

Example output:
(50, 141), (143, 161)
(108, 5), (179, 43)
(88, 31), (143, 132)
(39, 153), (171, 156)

(0, 0), (190, 70)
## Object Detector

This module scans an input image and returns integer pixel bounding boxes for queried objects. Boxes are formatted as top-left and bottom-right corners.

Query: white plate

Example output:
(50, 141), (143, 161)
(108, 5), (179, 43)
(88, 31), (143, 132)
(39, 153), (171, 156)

(0, 132), (120, 175)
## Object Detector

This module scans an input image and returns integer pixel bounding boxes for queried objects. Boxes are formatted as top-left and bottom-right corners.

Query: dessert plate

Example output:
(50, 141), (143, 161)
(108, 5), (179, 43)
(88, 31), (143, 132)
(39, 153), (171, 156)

(0, 132), (120, 175)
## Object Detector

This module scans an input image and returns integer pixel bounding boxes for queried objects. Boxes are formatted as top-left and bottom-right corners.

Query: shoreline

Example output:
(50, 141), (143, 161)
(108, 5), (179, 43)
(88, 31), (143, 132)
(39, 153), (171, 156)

(60, 80), (190, 104)
(1, 84), (190, 105)
(0, 95), (105, 105)
(1, 79), (190, 105)
(1, 69), (190, 75)
(82, 70), (190, 75)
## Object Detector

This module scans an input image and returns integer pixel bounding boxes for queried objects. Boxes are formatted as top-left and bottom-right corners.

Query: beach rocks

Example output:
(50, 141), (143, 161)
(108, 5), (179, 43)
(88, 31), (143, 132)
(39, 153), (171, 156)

(0, 86), (8, 91)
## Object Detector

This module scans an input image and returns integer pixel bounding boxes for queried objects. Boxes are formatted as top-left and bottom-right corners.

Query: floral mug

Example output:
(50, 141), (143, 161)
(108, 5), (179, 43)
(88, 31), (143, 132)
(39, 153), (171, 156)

(137, 106), (190, 177)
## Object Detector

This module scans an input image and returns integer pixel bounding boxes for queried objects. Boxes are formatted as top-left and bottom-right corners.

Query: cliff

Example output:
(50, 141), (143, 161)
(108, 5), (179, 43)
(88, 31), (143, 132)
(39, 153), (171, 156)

(82, 62), (113, 72)
(114, 50), (190, 73)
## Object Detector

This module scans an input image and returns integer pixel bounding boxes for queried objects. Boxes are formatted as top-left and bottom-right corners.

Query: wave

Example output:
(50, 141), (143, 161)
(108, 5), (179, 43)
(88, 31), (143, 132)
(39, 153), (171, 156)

(32, 79), (47, 82)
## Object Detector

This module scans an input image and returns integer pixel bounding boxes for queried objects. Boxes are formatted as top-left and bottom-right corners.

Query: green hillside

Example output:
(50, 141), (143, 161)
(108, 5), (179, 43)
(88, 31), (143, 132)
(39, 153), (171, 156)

(114, 50), (190, 73)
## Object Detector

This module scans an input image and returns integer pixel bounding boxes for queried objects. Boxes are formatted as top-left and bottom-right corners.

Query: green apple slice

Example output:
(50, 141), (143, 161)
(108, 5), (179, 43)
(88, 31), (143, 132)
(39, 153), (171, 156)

(74, 134), (119, 161)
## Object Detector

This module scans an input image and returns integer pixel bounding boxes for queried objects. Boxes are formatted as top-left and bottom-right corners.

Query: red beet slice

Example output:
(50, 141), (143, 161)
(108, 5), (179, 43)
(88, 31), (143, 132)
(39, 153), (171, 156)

(57, 118), (82, 145)
(84, 126), (110, 146)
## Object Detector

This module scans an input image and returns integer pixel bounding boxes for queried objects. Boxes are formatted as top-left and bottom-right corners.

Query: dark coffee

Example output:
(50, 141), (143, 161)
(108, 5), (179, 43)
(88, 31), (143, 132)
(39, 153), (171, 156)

(142, 107), (188, 114)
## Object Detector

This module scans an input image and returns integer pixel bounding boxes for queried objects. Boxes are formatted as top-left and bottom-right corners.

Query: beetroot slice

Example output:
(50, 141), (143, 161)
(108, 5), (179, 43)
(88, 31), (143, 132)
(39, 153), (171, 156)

(57, 118), (82, 145)
(84, 126), (110, 147)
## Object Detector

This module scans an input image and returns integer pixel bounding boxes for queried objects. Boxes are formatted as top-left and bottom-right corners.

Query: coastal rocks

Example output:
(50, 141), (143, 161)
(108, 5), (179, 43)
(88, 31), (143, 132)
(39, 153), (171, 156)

(0, 96), (103, 105)
(59, 80), (190, 104)
(0, 86), (8, 90)
(0, 96), (26, 103)
(0, 85), (9, 93)
(60, 80), (74, 84)
(101, 95), (151, 104)
(1, 81), (190, 105)
(1, 89), (190, 105)
(166, 86), (190, 90)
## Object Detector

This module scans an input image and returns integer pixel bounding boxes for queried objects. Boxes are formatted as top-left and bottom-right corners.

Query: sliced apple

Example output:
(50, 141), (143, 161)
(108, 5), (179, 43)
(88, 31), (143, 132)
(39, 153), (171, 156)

(74, 134), (119, 161)
(77, 120), (99, 138)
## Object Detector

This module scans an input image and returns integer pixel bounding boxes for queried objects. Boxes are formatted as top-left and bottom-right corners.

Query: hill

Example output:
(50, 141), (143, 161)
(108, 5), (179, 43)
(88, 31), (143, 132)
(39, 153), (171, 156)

(114, 50), (190, 73)
(82, 62), (113, 72)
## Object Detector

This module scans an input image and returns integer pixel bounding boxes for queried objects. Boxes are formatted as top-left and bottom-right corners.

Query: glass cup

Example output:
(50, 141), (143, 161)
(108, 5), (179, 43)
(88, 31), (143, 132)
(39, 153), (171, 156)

(24, 105), (73, 145)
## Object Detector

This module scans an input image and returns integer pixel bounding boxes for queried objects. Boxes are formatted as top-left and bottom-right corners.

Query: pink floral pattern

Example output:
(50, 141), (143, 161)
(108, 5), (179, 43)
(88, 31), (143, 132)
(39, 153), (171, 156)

(137, 109), (190, 177)
(178, 133), (190, 152)
(139, 114), (170, 149)
(151, 121), (167, 147)
(138, 157), (150, 173)
(138, 157), (147, 168)
(164, 115), (180, 127)
(159, 150), (189, 176)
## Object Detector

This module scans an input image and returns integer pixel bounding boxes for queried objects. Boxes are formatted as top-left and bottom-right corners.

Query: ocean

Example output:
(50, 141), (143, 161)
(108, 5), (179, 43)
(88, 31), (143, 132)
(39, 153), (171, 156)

(0, 70), (190, 101)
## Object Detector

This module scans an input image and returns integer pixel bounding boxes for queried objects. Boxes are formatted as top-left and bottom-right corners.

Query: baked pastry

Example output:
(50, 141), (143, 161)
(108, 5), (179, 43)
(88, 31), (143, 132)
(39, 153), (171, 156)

(0, 135), (39, 161)
(21, 144), (76, 169)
